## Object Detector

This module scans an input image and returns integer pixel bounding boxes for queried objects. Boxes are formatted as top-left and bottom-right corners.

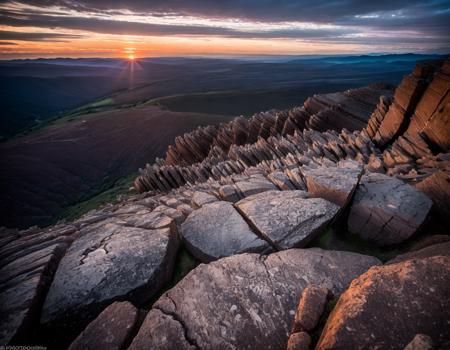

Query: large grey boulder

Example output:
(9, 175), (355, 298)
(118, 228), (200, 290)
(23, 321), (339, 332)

(303, 160), (363, 207)
(129, 248), (380, 350)
(317, 256), (450, 349)
(348, 173), (432, 246)
(236, 191), (339, 249)
(180, 201), (269, 262)
(41, 222), (179, 329)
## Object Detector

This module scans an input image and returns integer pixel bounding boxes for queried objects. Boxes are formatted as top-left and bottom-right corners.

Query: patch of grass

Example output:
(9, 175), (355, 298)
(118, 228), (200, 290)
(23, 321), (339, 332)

(54, 172), (137, 223)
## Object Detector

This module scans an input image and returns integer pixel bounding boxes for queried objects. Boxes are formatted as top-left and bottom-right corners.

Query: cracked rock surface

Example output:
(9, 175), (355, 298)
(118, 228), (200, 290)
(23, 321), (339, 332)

(348, 172), (432, 246)
(180, 201), (269, 262)
(129, 248), (380, 349)
(317, 256), (450, 350)
(236, 191), (340, 249)
(41, 221), (179, 329)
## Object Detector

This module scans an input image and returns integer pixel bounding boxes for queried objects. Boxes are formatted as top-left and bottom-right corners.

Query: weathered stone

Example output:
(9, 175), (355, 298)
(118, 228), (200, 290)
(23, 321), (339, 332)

(191, 191), (218, 208)
(268, 171), (296, 190)
(292, 285), (330, 333)
(236, 191), (339, 249)
(41, 223), (179, 330)
(317, 256), (450, 350)
(180, 201), (268, 262)
(68, 301), (139, 350)
(387, 242), (450, 264)
(219, 184), (240, 202)
(403, 334), (434, 350)
(0, 232), (71, 345)
(287, 332), (311, 350)
(235, 178), (277, 197)
(129, 248), (380, 350)
(303, 160), (362, 207)
(123, 211), (174, 230)
(348, 173), (432, 246)
(414, 171), (450, 225)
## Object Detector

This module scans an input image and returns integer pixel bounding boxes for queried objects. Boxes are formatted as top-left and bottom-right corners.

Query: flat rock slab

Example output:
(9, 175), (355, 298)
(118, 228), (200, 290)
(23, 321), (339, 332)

(191, 191), (218, 208)
(41, 222), (179, 329)
(348, 173), (432, 246)
(235, 178), (277, 197)
(69, 301), (139, 350)
(303, 160), (363, 207)
(236, 191), (339, 249)
(180, 201), (269, 262)
(129, 248), (380, 350)
(317, 256), (450, 349)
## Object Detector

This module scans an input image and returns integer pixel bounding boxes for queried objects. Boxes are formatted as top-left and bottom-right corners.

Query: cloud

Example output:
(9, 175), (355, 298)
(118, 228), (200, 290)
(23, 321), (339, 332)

(5, 0), (450, 23)
(0, 10), (356, 39)
(0, 29), (82, 41)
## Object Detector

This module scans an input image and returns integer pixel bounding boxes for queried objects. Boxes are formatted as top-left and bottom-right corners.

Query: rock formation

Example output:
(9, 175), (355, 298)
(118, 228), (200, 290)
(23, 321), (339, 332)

(316, 256), (450, 349)
(0, 60), (449, 349)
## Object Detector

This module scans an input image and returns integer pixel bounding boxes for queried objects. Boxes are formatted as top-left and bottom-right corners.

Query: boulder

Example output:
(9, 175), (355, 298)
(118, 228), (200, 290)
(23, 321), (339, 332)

(235, 178), (277, 197)
(236, 191), (339, 249)
(180, 201), (269, 262)
(303, 160), (363, 207)
(292, 285), (331, 333)
(348, 173), (432, 246)
(191, 191), (218, 208)
(414, 171), (450, 225)
(41, 222), (179, 331)
(387, 241), (450, 264)
(317, 256), (450, 349)
(68, 301), (139, 350)
(287, 332), (311, 350)
(129, 248), (380, 350)
(403, 334), (434, 350)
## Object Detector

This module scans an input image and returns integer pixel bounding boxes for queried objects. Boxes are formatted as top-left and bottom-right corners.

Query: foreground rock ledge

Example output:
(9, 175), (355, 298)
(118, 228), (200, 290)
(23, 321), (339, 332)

(317, 256), (450, 349)
(236, 191), (340, 249)
(41, 222), (179, 329)
(129, 248), (380, 350)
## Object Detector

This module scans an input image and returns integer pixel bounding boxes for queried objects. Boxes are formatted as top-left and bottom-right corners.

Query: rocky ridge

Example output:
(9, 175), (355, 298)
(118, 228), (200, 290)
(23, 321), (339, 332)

(0, 60), (449, 349)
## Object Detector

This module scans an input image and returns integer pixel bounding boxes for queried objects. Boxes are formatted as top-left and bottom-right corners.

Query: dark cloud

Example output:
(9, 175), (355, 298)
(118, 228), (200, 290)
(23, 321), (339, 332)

(0, 40), (17, 45)
(0, 29), (82, 41)
(0, 0), (448, 48)
(3, 0), (449, 23)
(0, 10), (356, 39)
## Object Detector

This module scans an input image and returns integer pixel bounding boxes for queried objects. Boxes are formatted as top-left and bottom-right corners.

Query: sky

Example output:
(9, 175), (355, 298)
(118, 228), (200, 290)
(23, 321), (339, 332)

(0, 0), (449, 59)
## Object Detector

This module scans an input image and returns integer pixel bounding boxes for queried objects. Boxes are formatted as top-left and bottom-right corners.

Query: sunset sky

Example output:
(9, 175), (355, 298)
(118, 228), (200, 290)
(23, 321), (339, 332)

(1, 0), (449, 59)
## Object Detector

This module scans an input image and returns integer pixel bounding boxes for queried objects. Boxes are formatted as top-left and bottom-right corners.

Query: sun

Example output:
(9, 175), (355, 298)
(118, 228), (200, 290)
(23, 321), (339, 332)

(128, 54), (135, 61)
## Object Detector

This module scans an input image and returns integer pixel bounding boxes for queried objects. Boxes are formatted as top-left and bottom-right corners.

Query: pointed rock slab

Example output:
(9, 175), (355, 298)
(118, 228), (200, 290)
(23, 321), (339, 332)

(317, 256), (450, 350)
(68, 301), (139, 350)
(128, 249), (380, 350)
(303, 160), (363, 208)
(348, 173), (433, 246)
(180, 201), (269, 262)
(236, 191), (339, 250)
(41, 223), (179, 331)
